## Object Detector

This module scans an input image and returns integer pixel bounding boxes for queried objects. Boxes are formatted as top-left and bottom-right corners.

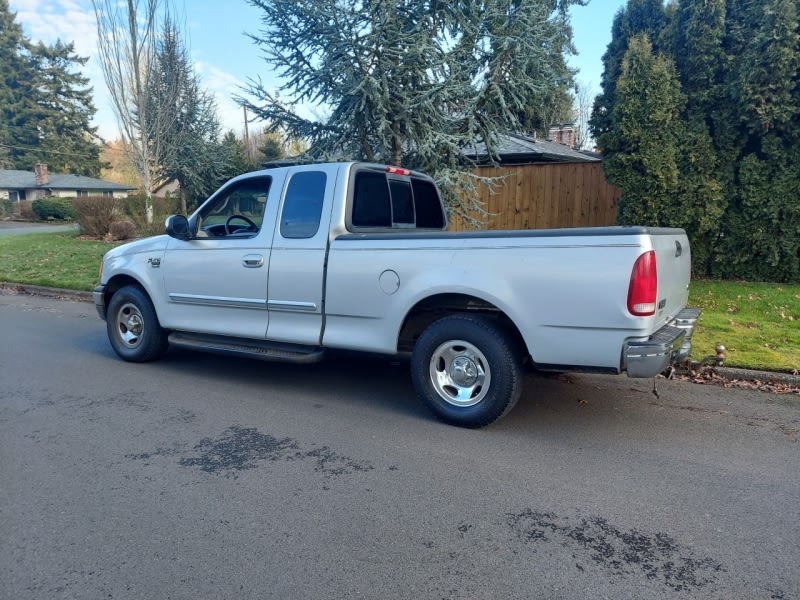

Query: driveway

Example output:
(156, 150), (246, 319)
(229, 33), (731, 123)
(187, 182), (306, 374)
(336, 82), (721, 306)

(1, 292), (798, 599)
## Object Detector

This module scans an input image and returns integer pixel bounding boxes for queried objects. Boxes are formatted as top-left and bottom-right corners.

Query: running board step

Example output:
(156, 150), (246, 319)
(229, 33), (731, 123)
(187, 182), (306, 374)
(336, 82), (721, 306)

(168, 332), (326, 364)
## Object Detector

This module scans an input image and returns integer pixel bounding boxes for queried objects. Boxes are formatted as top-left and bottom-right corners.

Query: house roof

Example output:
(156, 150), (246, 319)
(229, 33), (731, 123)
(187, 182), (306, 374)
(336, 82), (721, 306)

(464, 132), (597, 165)
(0, 170), (135, 191)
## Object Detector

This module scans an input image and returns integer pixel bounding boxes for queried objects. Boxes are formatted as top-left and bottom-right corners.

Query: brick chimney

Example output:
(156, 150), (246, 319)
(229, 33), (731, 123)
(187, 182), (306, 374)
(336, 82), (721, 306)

(34, 163), (49, 186)
(547, 124), (576, 148)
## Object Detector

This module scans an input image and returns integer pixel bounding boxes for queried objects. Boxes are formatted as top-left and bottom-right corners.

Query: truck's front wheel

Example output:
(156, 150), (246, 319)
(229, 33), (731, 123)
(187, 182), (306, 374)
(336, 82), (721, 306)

(411, 315), (523, 428)
(106, 285), (168, 362)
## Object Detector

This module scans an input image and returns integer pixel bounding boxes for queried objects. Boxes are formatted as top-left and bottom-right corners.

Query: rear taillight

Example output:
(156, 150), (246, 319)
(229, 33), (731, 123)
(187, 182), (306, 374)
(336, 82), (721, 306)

(628, 250), (657, 316)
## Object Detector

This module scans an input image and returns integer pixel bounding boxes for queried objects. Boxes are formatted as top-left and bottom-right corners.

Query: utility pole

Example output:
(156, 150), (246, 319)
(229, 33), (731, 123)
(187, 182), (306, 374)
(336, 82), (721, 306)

(243, 106), (251, 161)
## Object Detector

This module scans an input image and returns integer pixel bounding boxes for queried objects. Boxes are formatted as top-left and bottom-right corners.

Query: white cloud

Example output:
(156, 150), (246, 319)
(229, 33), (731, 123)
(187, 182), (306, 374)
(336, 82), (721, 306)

(194, 61), (250, 136)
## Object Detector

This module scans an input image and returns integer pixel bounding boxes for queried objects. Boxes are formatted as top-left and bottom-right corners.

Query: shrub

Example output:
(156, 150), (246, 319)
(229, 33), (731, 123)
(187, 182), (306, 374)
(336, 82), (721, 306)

(74, 195), (121, 238)
(122, 193), (178, 238)
(109, 219), (136, 241)
(31, 198), (76, 221)
(122, 193), (181, 221)
(0, 199), (13, 218)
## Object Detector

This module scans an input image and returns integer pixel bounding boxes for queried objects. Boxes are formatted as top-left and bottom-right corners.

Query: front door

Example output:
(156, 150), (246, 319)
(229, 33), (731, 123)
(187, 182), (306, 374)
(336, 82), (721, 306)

(161, 174), (281, 339)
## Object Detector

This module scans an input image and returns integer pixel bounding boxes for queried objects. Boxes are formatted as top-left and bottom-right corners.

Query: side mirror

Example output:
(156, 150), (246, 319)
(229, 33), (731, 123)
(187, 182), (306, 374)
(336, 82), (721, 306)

(165, 215), (192, 241)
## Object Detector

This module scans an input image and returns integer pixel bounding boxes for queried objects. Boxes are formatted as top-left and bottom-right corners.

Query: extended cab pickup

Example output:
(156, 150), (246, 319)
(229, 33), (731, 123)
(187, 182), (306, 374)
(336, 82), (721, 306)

(94, 162), (699, 427)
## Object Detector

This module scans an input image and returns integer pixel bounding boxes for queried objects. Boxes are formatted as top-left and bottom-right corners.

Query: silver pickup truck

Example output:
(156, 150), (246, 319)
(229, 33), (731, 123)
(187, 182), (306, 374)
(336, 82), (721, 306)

(94, 162), (699, 427)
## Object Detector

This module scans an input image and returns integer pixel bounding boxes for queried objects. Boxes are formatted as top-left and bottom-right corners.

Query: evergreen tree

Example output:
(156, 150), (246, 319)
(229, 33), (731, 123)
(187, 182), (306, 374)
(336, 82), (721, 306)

(26, 40), (103, 176)
(603, 34), (683, 227)
(716, 0), (800, 282)
(258, 136), (284, 163)
(522, 85), (575, 138)
(590, 0), (669, 147)
(0, 0), (37, 169)
(0, 1), (102, 175)
(520, 5), (578, 136)
(595, 0), (800, 282)
(240, 0), (586, 217)
(146, 17), (222, 212)
(668, 0), (728, 275)
(215, 131), (256, 184)
(672, 121), (726, 275)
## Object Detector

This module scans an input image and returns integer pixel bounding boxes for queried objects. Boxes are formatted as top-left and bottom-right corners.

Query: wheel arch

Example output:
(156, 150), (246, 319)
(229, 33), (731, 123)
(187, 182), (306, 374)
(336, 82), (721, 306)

(102, 274), (162, 320)
(397, 293), (528, 359)
(104, 273), (146, 300)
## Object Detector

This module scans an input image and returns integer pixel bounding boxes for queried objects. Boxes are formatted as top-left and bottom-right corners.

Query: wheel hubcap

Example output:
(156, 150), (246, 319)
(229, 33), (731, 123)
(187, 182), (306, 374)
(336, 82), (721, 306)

(429, 340), (491, 407)
(116, 302), (144, 348)
(451, 356), (479, 387)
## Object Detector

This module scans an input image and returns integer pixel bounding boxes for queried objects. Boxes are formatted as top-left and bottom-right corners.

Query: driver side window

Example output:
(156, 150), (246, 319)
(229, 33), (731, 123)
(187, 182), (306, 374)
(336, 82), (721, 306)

(197, 176), (271, 238)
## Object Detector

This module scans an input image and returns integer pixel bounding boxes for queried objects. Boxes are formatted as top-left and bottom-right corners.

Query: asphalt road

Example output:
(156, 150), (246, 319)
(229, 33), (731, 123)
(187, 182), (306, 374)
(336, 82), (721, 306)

(1, 292), (798, 599)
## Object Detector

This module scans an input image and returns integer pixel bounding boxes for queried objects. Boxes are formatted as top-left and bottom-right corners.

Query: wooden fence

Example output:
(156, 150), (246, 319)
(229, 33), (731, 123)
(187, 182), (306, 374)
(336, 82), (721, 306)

(449, 162), (621, 231)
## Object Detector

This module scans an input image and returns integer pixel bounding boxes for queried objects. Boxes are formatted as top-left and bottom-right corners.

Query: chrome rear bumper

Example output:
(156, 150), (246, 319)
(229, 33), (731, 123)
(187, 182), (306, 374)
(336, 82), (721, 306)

(624, 308), (701, 377)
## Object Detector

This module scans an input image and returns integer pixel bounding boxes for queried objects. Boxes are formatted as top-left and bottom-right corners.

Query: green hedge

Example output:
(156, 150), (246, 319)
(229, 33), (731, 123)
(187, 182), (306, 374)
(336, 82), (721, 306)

(31, 198), (76, 221)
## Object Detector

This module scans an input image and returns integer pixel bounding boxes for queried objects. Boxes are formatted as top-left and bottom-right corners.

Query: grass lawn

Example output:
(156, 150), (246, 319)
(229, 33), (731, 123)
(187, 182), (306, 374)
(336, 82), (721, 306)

(1, 231), (798, 373)
(689, 280), (799, 373)
(0, 232), (119, 292)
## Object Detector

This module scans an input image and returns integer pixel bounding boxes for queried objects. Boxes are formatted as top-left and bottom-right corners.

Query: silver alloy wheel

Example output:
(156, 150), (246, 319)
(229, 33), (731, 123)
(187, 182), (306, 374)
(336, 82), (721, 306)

(115, 302), (144, 348)
(428, 339), (491, 407)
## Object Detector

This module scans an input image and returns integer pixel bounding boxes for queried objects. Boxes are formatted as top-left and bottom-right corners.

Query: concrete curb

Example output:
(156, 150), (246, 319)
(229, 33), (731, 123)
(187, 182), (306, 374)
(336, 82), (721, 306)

(709, 366), (800, 387)
(0, 282), (92, 303)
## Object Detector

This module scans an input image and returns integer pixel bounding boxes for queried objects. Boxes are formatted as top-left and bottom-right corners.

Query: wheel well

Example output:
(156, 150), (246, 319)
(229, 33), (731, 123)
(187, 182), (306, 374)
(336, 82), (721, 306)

(397, 293), (528, 356)
(104, 275), (145, 304)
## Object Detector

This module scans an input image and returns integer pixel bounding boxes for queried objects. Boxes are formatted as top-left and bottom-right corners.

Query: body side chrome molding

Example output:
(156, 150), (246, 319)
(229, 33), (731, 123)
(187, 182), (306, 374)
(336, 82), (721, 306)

(267, 300), (318, 312)
(168, 293), (267, 310)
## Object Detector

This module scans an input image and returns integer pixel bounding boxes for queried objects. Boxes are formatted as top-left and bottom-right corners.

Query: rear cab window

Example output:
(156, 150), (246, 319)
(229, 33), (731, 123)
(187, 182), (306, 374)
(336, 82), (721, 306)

(349, 167), (446, 231)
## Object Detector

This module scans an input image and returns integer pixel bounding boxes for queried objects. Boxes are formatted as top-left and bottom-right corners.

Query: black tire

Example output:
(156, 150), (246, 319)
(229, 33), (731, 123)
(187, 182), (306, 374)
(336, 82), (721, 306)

(106, 285), (169, 362)
(410, 314), (523, 428)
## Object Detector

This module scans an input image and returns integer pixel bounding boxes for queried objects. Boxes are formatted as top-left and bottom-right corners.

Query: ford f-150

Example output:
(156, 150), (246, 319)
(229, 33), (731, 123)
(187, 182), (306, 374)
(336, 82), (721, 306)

(94, 162), (699, 427)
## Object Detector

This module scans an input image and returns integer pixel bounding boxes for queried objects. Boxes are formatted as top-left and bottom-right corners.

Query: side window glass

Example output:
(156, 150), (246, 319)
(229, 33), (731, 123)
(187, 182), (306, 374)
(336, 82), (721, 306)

(280, 171), (327, 239)
(198, 177), (271, 238)
(352, 172), (391, 227)
(389, 180), (414, 225)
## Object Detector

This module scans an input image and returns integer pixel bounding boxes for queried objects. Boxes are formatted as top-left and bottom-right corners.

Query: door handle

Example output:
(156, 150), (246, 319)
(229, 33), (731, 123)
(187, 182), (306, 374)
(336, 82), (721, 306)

(242, 254), (264, 268)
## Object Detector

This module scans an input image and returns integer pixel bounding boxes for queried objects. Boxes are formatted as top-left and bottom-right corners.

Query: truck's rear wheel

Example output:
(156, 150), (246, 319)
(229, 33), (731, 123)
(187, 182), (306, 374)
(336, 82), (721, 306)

(107, 285), (168, 362)
(411, 315), (523, 428)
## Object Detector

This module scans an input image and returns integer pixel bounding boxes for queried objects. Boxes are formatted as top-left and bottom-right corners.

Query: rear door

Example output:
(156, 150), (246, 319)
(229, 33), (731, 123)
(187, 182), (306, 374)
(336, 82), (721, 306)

(266, 164), (340, 345)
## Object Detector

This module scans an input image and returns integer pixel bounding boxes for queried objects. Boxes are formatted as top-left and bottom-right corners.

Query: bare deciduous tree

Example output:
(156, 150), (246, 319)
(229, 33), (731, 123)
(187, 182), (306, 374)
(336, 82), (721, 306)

(92, 0), (179, 223)
(572, 80), (594, 150)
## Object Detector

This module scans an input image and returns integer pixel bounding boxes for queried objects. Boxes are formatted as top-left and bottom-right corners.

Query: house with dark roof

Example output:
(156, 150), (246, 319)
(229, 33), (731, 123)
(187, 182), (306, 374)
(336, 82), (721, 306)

(464, 132), (596, 165)
(0, 164), (135, 207)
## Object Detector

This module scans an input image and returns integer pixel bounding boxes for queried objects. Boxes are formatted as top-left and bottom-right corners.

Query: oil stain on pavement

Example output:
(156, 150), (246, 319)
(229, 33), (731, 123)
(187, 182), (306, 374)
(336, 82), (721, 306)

(129, 425), (374, 479)
(506, 509), (726, 593)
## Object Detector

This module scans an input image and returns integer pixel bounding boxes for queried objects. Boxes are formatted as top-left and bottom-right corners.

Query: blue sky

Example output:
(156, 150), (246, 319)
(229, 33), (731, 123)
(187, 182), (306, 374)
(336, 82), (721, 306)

(10, 0), (626, 140)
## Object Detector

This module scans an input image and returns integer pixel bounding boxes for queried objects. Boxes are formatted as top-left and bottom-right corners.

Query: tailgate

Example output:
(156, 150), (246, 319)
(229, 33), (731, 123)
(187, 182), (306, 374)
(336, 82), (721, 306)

(650, 229), (691, 325)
